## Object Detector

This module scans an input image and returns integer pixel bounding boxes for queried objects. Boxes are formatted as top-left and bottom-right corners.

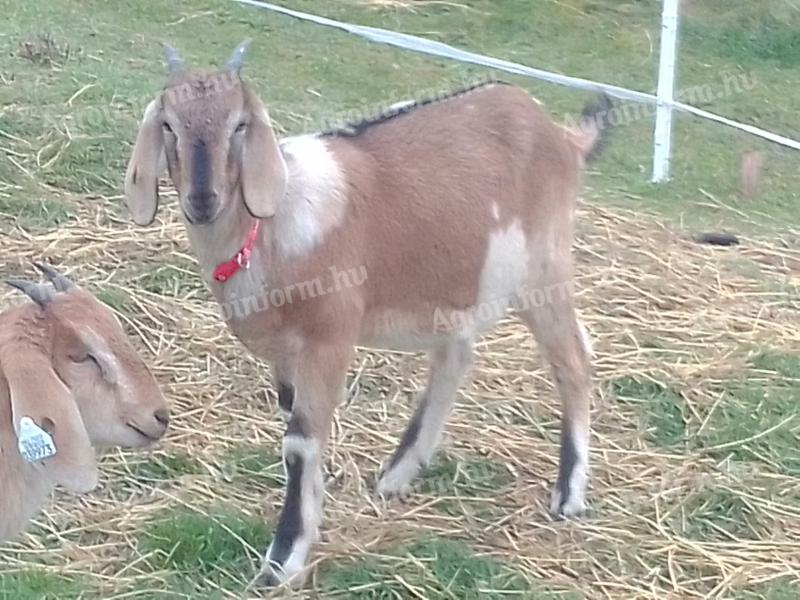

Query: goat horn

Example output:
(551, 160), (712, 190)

(5, 279), (54, 308)
(162, 43), (185, 75)
(34, 262), (75, 292)
(225, 39), (252, 74)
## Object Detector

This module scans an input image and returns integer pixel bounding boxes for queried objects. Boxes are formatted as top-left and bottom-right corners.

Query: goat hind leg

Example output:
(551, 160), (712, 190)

(376, 336), (473, 497)
(517, 291), (592, 519)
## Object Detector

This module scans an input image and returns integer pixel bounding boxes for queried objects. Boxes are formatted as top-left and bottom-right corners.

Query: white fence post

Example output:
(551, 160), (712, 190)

(652, 0), (680, 183)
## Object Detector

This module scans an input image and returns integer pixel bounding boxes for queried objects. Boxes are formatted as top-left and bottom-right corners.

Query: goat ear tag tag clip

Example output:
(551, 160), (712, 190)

(17, 417), (57, 464)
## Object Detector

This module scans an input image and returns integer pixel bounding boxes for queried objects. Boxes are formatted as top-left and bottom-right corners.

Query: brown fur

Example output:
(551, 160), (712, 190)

(0, 282), (168, 542)
(125, 45), (600, 585)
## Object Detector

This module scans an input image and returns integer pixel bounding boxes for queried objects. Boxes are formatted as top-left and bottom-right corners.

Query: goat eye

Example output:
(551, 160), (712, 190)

(234, 122), (247, 134)
(162, 122), (174, 134)
(71, 353), (100, 368)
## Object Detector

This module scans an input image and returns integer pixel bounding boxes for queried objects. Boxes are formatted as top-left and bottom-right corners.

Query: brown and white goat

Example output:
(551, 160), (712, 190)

(0, 265), (169, 542)
(125, 42), (606, 585)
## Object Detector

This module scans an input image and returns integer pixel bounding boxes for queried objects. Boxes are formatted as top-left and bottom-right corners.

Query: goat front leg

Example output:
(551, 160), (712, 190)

(270, 357), (298, 421)
(260, 343), (353, 587)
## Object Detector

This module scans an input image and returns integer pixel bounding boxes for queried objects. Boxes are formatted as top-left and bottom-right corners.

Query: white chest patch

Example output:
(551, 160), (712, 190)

(274, 135), (348, 260)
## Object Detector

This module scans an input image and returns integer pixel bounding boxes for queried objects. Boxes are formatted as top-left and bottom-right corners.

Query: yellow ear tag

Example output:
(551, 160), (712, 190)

(17, 417), (57, 464)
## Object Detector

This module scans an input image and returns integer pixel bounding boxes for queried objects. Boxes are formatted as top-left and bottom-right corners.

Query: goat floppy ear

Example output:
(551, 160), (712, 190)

(241, 94), (287, 219)
(124, 99), (165, 226)
(4, 349), (98, 493)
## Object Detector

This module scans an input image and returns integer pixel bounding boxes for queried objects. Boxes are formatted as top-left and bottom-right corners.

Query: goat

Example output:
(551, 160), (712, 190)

(124, 41), (607, 586)
(0, 265), (169, 542)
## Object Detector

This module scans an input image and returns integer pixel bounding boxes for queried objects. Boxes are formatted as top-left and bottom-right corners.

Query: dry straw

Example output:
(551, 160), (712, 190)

(0, 179), (798, 598)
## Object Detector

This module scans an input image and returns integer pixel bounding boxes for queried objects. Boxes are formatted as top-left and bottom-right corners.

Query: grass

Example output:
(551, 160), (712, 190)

(702, 381), (799, 476)
(612, 376), (687, 447)
(1, 0), (799, 233)
(0, 195), (73, 229)
(222, 445), (284, 489)
(0, 1), (798, 599)
(137, 506), (268, 594)
(321, 537), (546, 599)
(683, 6), (800, 68)
(750, 351), (800, 380)
(420, 453), (512, 516)
(0, 572), (85, 600)
(126, 452), (203, 482)
(612, 370), (799, 475)
(675, 486), (767, 542)
(737, 581), (800, 600)
(138, 263), (204, 296)
(93, 286), (132, 315)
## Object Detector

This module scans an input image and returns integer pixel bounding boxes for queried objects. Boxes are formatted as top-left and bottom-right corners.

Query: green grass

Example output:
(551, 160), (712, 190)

(750, 352), (800, 380)
(322, 537), (562, 599)
(127, 452), (203, 482)
(222, 445), (284, 489)
(0, 195), (73, 229)
(699, 381), (799, 476)
(684, 6), (800, 68)
(0, 571), (86, 600)
(736, 580), (800, 600)
(93, 286), (132, 315)
(420, 453), (512, 516)
(613, 367), (799, 475)
(138, 263), (203, 296)
(2, 0), (799, 234)
(612, 376), (687, 447)
(697, 350), (799, 475)
(138, 506), (268, 593)
(674, 486), (766, 542)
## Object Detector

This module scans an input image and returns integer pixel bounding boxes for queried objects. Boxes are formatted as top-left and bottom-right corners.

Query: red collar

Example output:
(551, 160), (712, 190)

(212, 220), (262, 283)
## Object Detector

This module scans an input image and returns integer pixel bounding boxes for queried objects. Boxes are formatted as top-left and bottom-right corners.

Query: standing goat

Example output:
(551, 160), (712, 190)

(125, 42), (606, 586)
(0, 265), (169, 542)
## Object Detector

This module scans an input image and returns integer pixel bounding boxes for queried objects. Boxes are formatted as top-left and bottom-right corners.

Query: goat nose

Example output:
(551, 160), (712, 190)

(154, 408), (170, 428)
(188, 190), (219, 206)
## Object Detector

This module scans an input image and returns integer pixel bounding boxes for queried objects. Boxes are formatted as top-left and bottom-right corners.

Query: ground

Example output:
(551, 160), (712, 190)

(0, 0), (798, 598)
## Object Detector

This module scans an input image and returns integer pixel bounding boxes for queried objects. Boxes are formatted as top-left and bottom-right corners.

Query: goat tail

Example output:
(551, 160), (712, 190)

(568, 92), (614, 164)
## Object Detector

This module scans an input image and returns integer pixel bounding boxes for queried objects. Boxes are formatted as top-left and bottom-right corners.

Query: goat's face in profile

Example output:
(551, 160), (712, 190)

(125, 41), (287, 227)
(6, 267), (169, 454)
(49, 289), (169, 448)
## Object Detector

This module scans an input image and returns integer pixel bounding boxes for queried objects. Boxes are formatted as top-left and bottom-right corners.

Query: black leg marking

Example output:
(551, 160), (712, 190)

(385, 403), (424, 471)
(556, 421), (577, 515)
(286, 413), (308, 439)
(278, 382), (294, 413)
(269, 453), (304, 566)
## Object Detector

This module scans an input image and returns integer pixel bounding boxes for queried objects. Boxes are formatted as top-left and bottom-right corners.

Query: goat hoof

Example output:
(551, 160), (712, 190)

(375, 454), (425, 499)
(375, 468), (416, 500)
(256, 567), (284, 588)
(257, 560), (307, 589)
(549, 488), (587, 520)
(260, 541), (309, 589)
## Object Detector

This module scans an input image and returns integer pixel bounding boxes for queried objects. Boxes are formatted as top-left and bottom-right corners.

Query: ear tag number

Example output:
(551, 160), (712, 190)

(17, 417), (57, 464)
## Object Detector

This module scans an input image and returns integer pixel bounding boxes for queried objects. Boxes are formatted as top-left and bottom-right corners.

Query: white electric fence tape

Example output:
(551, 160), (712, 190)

(234, 0), (800, 153)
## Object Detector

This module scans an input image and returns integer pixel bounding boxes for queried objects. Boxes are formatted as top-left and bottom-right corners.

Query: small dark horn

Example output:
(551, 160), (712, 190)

(225, 39), (252, 74)
(34, 262), (75, 292)
(163, 43), (185, 75)
(6, 279), (54, 308)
